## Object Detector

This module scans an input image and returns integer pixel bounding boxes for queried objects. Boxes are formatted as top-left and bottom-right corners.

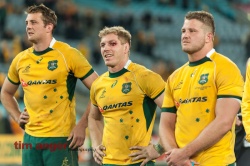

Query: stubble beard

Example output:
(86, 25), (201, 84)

(182, 43), (205, 54)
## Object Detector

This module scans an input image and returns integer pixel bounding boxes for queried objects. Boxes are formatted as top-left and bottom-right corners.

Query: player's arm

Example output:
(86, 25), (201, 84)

(88, 103), (105, 165)
(67, 71), (98, 148)
(81, 71), (99, 90)
(166, 98), (240, 165)
(0, 78), (29, 129)
(159, 112), (178, 152)
(154, 92), (164, 108)
(158, 77), (179, 154)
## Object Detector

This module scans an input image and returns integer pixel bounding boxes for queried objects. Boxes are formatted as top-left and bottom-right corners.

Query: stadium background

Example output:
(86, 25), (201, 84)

(0, 0), (250, 165)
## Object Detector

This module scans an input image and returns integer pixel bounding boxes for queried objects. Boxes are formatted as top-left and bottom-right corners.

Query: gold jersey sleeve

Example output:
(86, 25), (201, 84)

(242, 62), (250, 141)
(162, 51), (244, 165)
(90, 62), (165, 165)
(8, 41), (94, 137)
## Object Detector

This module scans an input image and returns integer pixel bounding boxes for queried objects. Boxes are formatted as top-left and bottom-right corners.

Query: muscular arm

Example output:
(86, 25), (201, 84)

(154, 92), (164, 108)
(166, 98), (240, 165)
(153, 93), (178, 151)
(183, 98), (239, 157)
(159, 112), (178, 151)
(88, 104), (103, 147)
(81, 71), (98, 90)
(88, 103), (105, 164)
(1, 78), (22, 122)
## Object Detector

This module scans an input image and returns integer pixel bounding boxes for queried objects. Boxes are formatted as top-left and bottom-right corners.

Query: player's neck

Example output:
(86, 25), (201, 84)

(188, 46), (212, 62)
(33, 37), (53, 52)
(108, 59), (130, 73)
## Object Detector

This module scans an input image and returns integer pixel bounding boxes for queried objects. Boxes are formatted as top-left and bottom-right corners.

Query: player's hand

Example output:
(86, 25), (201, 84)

(165, 148), (192, 166)
(166, 159), (199, 166)
(67, 123), (86, 149)
(129, 144), (160, 166)
(18, 108), (29, 129)
(93, 144), (106, 165)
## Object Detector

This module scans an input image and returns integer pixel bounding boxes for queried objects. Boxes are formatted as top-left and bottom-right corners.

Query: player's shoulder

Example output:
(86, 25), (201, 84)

(53, 41), (79, 53)
(210, 52), (234, 65)
(128, 62), (153, 74)
(128, 62), (165, 84)
(210, 51), (239, 70)
(14, 46), (33, 59)
(169, 62), (188, 78)
(92, 71), (109, 86)
(53, 41), (70, 49)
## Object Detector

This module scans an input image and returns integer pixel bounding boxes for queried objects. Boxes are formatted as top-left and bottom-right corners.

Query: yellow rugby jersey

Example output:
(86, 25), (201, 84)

(242, 62), (250, 141)
(90, 61), (165, 165)
(8, 38), (94, 137)
(162, 49), (243, 165)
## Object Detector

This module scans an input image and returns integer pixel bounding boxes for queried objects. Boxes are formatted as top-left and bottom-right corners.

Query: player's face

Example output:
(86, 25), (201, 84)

(100, 33), (129, 68)
(25, 13), (47, 43)
(181, 19), (206, 54)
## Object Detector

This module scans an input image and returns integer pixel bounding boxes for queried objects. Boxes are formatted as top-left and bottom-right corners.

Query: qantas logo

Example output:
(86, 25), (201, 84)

(21, 79), (28, 87)
(98, 106), (104, 113)
(102, 101), (133, 111)
(20, 79), (57, 87)
(179, 97), (207, 104)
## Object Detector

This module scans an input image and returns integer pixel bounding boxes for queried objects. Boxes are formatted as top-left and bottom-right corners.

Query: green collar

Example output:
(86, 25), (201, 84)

(109, 68), (129, 78)
(189, 56), (211, 67)
(33, 47), (53, 56)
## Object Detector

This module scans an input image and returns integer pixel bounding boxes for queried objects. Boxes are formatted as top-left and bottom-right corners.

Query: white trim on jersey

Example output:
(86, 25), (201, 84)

(49, 38), (56, 48)
(206, 48), (215, 58)
(124, 60), (132, 69)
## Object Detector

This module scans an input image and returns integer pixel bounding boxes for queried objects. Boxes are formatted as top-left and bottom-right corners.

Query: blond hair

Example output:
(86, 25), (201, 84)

(99, 26), (132, 46)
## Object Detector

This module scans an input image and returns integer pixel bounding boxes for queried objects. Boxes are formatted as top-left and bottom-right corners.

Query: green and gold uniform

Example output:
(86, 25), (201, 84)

(90, 60), (165, 165)
(8, 38), (94, 165)
(242, 61), (250, 141)
(162, 49), (243, 165)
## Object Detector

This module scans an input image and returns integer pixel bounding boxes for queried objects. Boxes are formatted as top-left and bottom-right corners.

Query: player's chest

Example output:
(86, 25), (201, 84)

(173, 66), (216, 98)
(95, 77), (144, 105)
(18, 54), (68, 81)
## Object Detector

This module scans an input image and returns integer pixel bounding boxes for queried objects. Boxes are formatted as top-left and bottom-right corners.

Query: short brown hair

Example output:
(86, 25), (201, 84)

(26, 4), (57, 30)
(185, 11), (215, 35)
(99, 26), (132, 46)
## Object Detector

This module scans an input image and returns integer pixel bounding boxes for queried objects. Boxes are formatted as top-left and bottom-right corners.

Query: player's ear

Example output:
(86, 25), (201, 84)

(46, 23), (54, 33)
(206, 32), (213, 43)
(124, 43), (130, 54)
